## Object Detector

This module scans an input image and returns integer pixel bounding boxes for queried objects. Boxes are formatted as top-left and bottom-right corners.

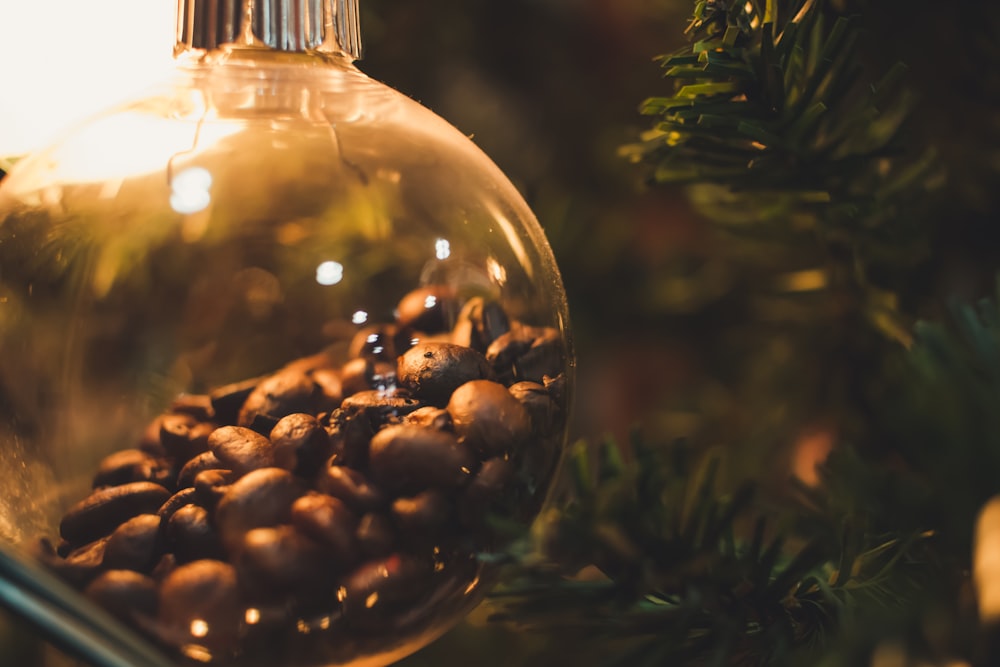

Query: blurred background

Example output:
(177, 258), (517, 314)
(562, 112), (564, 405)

(2, 0), (999, 664)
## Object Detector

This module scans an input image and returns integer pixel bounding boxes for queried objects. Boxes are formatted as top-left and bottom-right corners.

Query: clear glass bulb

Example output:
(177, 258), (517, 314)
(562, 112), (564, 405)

(0, 1), (572, 664)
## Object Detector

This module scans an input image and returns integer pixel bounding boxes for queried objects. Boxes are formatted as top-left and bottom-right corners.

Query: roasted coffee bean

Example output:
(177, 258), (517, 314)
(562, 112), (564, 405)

(103, 514), (163, 573)
(60, 482), (171, 545)
(391, 490), (453, 542)
(312, 367), (343, 413)
(215, 468), (304, 550)
(270, 413), (332, 474)
(43, 537), (108, 587)
(463, 457), (516, 506)
(543, 373), (567, 406)
(138, 416), (168, 456)
(168, 504), (226, 563)
(368, 425), (476, 495)
(451, 297), (510, 352)
(509, 381), (563, 437)
(247, 412), (280, 437)
(151, 553), (177, 581)
(236, 526), (334, 599)
(402, 406), (453, 431)
(460, 457), (516, 527)
(356, 513), (395, 558)
(169, 394), (216, 421)
(396, 342), (493, 405)
(210, 376), (262, 425)
(92, 449), (173, 489)
(340, 553), (433, 625)
(208, 425), (276, 475)
(177, 451), (224, 489)
(159, 560), (241, 653)
(159, 414), (214, 463)
(193, 469), (235, 509)
(395, 285), (459, 334)
(238, 368), (317, 427)
(291, 493), (358, 566)
(348, 325), (399, 361)
(316, 465), (386, 512)
(486, 325), (563, 384)
(341, 390), (423, 426)
(157, 488), (199, 521)
(324, 409), (374, 469)
(340, 358), (396, 398)
(85, 570), (158, 621)
(447, 380), (532, 458)
(281, 351), (338, 375)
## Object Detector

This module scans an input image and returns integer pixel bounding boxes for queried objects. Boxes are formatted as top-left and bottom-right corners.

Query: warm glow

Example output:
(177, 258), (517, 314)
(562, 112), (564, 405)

(189, 619), (209, 638)
(792, 428), (834, 487)
(0, 1), (177, 157)
(974, 496), (1000, 621)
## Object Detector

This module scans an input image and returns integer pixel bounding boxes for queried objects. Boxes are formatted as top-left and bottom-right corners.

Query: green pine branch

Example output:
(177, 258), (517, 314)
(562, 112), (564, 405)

(620, 0), (938, 275)
(488, 436), (937, 667)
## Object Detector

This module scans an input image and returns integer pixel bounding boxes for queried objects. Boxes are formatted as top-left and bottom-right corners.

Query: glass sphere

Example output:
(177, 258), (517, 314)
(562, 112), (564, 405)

(0, 47), (572, 666)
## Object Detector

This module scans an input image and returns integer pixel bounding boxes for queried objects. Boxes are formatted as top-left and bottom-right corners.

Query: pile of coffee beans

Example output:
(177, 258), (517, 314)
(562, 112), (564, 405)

(36, 286), (566, 664)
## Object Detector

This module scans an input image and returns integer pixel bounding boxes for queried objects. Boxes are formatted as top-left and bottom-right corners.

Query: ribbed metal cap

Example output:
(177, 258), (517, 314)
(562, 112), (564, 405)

(176, 0), (361, 59)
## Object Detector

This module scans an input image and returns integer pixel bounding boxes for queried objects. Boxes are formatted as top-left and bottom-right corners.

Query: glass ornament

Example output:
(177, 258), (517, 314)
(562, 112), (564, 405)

(0, 0), (573, 664)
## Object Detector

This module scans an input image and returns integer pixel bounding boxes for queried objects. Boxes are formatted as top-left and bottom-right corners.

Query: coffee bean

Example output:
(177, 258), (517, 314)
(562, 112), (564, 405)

(85, 570), (158, 621)
(447, 380), (532, 458)
(463, 457), (516, 508)
(177, 451), (224, 489)
(43, 537), (109, 587)
(60, 482), (171, 545)
(340, 358), (396, 398)
(460, 457), (516, 527)
(281, 351), (338, 375)
(167, 504), (226, 563)
(486, 325), (563, 384)
(368, 425), (476, 495)
(291, 493), (358, 566)
(395, 285), (459, 334)
(92, 449), (173, 489)
(210, 376), (263, 425)
(397, 342), (493, 405)
(391, 490), (453, 542)
(157, 488), (200, 521)
(169, 394), (216, 421)
(316, 465), (386, 512)
(451, 297), (510, 352)
(236, 526), (334, 600)
(159, 415), (213, 463)
(208, 426), (276, 475)
(238, 368), (317, 427)
(269, 413), (331, 474)
(402, 406), (453, 431)
(508, 381), (563, 437)
(159, 560), (241, 653)
(193, 469), (235, 509)
(151, 553), (177, 581)
(312, 367), (343, 413)
(215, 468), (303, 550)
(356, 513), (395, 558)
(341, 390), (423, 426)
(340, 553), (433, 625)
(102, 514), (163, 573)
(324, 409), (374, 469)
(247, 412), (280, 437)
(138, 416), (168, 456)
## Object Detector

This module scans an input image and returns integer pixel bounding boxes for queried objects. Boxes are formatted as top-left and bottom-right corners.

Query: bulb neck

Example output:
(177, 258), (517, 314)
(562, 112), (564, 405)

(176, 0), (361, 60)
